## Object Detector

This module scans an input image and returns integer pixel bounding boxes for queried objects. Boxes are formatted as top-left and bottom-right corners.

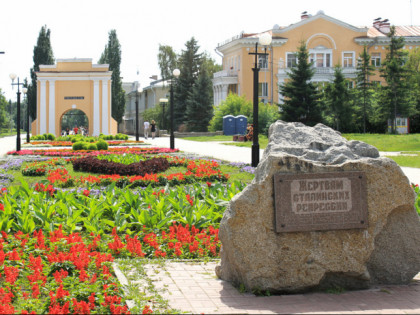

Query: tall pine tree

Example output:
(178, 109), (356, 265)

(380, 26), (414, 133)
(355, 45), (375, 133)
(174, 37), (202, 128)
(324, 66), (352, 132)
(279, 41), (322, 126)
(99, 30), (125, 129)
(27, 25), (55, 121)
(185, 68), (213, 131)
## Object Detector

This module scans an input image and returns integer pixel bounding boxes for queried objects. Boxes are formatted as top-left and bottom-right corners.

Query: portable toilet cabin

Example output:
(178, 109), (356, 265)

(223, 115), (236, 135)
(235, 115), (248, 135)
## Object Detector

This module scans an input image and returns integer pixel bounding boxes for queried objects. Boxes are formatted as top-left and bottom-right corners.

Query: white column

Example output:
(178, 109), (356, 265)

(101, 80), (109, 134)
(40, 80), (47, 135)
(221, 85), (229, 103)
(48, 80), (55, 135)
(93, 80), (100, 136)
(215, 86), (220, 105)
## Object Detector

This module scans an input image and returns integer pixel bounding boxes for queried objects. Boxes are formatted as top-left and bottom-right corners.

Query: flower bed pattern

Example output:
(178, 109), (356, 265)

(25, 140), (145, 147)
(7, 147), (177, 157)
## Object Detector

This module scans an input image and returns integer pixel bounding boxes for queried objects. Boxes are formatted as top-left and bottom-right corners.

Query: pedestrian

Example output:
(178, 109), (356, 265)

(246, 124), (253, 142)
(143, 120), (150, 139)
(151, 120), (156, 139)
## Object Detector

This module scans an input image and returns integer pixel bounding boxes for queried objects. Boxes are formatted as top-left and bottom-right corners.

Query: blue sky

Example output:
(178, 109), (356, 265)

(1, 0), (419, 101)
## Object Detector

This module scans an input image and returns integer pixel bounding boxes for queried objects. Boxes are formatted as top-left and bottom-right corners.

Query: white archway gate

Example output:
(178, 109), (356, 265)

(33, 58), (117, 136)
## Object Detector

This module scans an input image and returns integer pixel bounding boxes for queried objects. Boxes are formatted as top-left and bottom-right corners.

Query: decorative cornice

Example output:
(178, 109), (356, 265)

(57, 58), (93, 63)
(217, 38), (287, 54)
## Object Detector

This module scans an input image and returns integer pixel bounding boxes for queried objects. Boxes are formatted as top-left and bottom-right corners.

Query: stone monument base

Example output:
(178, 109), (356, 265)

(216, 121), (420, 293)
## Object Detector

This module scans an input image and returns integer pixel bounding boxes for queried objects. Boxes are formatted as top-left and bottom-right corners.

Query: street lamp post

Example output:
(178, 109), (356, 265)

(159, 98), (168, 131)
(135, 84), (142, 141)
(170, 69), (180, 150)
(248, 33), (272, 167)
(22, 87), (29, 143)
(9, 73), (25, 152)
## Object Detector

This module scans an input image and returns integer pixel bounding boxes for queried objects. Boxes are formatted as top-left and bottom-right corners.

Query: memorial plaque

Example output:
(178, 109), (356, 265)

(273, 171), (368, 232)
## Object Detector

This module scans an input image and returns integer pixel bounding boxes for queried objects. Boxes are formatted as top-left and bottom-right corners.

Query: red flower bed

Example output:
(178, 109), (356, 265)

(42, 159), (228, 188)
(0, 224), (220, 313)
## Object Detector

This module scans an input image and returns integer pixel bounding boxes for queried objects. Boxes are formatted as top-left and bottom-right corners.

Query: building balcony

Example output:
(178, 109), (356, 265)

(213, 69), (239, 78)
(277, 66), (357, 80)
(213, 69), (239, 87)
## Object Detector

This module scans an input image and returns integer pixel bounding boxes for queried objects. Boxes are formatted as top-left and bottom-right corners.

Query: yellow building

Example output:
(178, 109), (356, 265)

(33, 58), (118, 136)
(213, 11), (420, 105)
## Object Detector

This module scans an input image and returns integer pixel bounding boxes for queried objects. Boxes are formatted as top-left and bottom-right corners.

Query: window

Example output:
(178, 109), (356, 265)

(259, 82), (268, 97)
(343, 52), (355, 67)
(259, 55), (268, 69)
(371, 53), (381, 67)
(309, 52), (331, 67)
(286, 53), (297, 68)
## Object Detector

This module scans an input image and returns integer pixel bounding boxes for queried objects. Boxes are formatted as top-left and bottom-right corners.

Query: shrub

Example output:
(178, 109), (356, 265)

(72, 141), (86, 151)
(46, 133), (55, 140)
(87, 143), (97, 150)
(96, 140), (108, 150)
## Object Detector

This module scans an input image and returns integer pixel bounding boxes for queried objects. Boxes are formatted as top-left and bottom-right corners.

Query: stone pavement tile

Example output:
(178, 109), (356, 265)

(143, 262), (420, 314)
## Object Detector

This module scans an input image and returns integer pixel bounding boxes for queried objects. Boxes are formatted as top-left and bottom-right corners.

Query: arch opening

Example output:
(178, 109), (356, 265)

(60, 109), (89, 135)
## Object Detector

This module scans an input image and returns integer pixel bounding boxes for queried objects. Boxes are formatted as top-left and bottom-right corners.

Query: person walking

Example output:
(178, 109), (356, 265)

(151, 120), (156, 139)
(143, 120), (150, 139)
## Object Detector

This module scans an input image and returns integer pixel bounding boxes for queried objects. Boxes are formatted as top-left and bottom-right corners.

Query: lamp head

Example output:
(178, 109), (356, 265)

(22, 88), (28, 94)
(259, 33), (272, 46)
(159, 98), (168, 103)
(9, 73), (17, 81)
(172, 69), (180, 78)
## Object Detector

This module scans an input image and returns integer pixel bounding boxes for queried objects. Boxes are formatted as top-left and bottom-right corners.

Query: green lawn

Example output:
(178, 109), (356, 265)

(342, 133), (420, 152)
(384, 152), (420, 168)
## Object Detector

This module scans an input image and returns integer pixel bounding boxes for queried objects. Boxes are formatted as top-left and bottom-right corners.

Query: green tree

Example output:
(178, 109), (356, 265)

(157, 44), (178, 82)
(380, 26), (415, 133)
(99, 30), (126, 129)
(186, 68), (213, 131)
(201, 52), (222, 78)
(355, 45), (376, 133)
(279, 41), (322, 126)
(406, 48), (420, 132)
(27, 25), (55, 121)
(174, 37), (202, 128)
(324, 66), (353, 132)
(0, 89), (9, 132)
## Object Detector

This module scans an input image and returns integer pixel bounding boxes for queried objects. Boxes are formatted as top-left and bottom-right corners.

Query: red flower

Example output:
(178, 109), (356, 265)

(0, 203), (4, 211)
(142, 305), (153, 314)
(83, 189), (90, 197)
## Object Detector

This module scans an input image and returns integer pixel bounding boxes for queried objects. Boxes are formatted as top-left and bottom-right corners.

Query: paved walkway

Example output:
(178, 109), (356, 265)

(119, 261), (420, 314)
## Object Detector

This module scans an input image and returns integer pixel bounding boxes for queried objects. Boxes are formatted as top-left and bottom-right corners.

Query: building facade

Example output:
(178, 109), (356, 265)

(213, 11), (420, 105)
(34, 58), (118, 136)
(120, 79), (170, 135)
